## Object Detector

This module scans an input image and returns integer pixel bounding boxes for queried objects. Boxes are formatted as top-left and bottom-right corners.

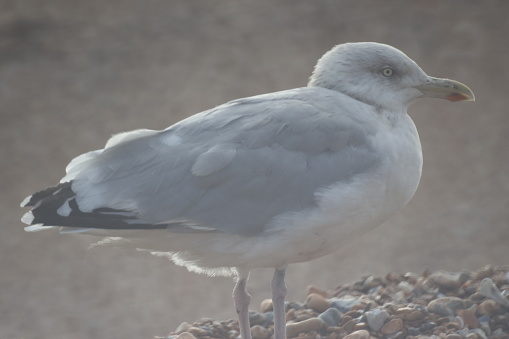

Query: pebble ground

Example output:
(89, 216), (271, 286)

(164, 265), (509, 339)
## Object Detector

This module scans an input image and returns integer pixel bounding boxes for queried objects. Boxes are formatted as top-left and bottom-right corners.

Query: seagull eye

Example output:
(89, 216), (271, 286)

(382, 67), (394, 77)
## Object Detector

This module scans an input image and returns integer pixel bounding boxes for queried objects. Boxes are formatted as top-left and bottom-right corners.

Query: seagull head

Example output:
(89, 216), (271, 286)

(308, 42), (475, 112)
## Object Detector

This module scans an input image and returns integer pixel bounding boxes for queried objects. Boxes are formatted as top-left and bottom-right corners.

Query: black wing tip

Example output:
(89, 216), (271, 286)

(21, 182), (168, 231)
(20, 182), (73, 208)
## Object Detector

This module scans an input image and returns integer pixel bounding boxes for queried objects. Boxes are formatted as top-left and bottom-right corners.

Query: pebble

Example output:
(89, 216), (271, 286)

(477, 315), (491, 336)
(305, 293), (330, 313)
(187, 326), (208, 337)
(318, 307), (342, 326)
(175, 322), (192, 334)
(285, 301), (304, 311)
(457, 308), (478, 328)
(249, 311), (265, 326)
(427, 271), (469, 291)
(381, 318), (403, 335)
(174, 333), (197, 339)
(428, 297), (469, 317)
(445, 321), (461, 331)
(403, 271), (419, 283)
(471, 328), (488, 339)
(395, 307), (426, 321)
(419, 322), (437, 332)
(330, 297), (361, 313)
(260, 299), (273, 313)
(353, 322), (367, 331)
(474, 265), (494, 281)
(250, 325), (269, 339)
(397, 280), (414, 294)
(341, 319), (356, 333)
(343, 329), (370, 339)
(286, 317), (325, 338)
(307, 284), (330, 298)
(365, 307), (390, 332)
(479, 278), (509, 307)
(445, 334), (462, 339)
(262, 311), (274, 326)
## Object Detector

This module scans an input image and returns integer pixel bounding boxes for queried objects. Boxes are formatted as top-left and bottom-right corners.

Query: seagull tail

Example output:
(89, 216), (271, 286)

(20, 182), (167, 231)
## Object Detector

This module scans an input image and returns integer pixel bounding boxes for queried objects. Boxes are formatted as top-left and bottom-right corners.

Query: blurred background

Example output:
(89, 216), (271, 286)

(1, 1), (508, 338)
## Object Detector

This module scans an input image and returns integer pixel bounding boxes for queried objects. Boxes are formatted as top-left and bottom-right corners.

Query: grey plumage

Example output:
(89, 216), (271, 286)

(24, 87), (379, 236)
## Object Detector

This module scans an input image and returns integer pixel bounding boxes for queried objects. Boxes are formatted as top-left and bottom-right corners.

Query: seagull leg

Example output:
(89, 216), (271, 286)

(272, 266), (288, 339)
(233, 269), (252, 339)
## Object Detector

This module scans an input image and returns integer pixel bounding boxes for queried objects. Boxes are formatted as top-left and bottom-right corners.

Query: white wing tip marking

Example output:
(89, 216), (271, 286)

(20, 195), (32, 207)
(21, 211), (34, 225)
(24, 223), (57, 232)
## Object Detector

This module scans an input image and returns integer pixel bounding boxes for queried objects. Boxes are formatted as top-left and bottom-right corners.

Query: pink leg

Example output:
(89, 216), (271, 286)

(272, 267), (288, 339)
(233, 269), (252, 339)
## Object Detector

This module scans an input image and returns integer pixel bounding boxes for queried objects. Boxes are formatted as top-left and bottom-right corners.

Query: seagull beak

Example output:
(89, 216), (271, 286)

(416, 77), (475, 102)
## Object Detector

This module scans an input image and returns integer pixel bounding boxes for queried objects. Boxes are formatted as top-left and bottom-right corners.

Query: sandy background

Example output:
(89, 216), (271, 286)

(2, 1), (508, 338)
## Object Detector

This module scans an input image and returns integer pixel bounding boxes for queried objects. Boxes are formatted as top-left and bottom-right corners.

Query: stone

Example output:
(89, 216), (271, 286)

(250, 325), (269, 339)
(175, 322), (192, 334)
(286, 301), (305, 311)
(353, 322), (367, 331)
(286, 317), (325, 338)
(249, 311), (265, 326)
(318, 307), (342, 326)
(427, 297), (468, 317)
(477, 315), (491, 336)
(386, 272), (401, 282)
(307, 284), (330, 298)
(305, 293), (330, 313)
(427, 271), (469, 291)
(187, 327), (208, 337)
(358, 297), (378, 311)
(330, 297), (361, 313)
(473, 265), (494, 281)
(445, 334), (462, 339)
(343, 329), (370, 339)
(445, 321), (461, 331)
(260, 299), (273, 313)
(340, 319), (356, 333)
(479, 278), (509, 307)
(395, 307), (425, 321)
(403, 272), (419, 284)
(381, 318), (403, 335)
(407, 327), (420, 336)
(457, 308), (478, 328)
(175, 333), (197, 339)
(286, 308), (296, 321)
(419, 321), (437, 332)
(262, 311), (274, 326)
(477, 299), (500, 317)
(471, 328), (488, 339)
(365, 308), (390, 332)
(397, 281), (414, 294)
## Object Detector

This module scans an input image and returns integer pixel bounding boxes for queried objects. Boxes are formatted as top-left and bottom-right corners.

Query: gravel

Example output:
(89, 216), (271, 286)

(163, 265), (509, 339)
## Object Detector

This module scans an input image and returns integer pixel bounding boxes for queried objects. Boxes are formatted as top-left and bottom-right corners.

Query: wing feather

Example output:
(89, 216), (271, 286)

(23, 87), (380, 235)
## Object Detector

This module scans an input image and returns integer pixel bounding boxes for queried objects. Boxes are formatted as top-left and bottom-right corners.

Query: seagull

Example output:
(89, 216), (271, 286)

(21, 42), (474, 339)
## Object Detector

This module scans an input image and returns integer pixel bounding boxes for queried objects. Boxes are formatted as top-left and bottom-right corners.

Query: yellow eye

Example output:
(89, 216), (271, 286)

(382, 67), (393, 77)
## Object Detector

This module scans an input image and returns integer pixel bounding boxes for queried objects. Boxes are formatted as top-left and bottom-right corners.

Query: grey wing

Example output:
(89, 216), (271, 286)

(23, 88), (380, 235)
